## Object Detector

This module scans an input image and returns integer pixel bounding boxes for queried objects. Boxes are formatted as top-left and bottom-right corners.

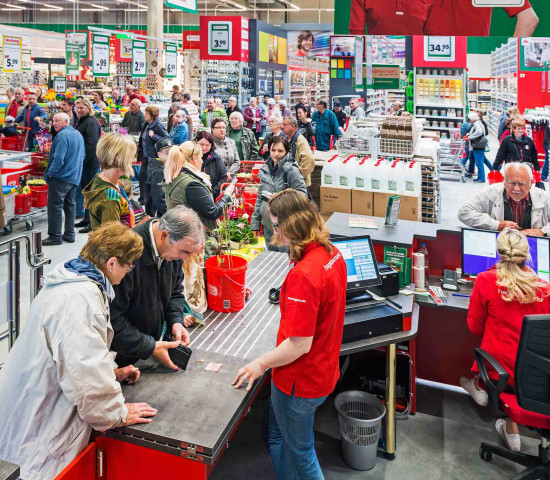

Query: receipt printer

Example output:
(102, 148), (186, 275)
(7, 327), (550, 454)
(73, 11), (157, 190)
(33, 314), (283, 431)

(370, 263), (400, 297)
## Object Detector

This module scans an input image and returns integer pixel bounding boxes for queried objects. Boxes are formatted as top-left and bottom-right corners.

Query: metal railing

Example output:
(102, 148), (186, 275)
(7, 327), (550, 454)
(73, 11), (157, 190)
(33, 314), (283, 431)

(0, 231), (51, 352)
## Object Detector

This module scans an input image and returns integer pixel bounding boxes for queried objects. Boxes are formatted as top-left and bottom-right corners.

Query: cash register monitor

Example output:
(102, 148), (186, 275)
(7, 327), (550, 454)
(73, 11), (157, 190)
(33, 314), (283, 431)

(462, 228), (550, 282)
(330, 235), (381, 299)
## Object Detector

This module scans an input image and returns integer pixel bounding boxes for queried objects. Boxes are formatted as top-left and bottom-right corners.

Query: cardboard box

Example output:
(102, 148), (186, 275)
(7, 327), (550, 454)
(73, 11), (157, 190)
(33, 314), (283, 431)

(373, 192), (421, 222)
(351, 189), (374, 216)
(421, 130), (440, 142)
(320, 186), (352, 216)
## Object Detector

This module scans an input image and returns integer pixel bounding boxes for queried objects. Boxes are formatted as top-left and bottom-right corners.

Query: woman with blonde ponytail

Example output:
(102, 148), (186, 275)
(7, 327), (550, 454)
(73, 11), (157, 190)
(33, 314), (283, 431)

(162, 141), (236, 318)
(461, 228), (550, 453)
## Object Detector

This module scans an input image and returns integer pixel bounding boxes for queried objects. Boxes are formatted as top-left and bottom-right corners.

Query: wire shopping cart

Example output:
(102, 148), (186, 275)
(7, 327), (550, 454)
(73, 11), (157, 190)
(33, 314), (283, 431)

(440, 139), (467, 182)
(217, 182), (260, 223)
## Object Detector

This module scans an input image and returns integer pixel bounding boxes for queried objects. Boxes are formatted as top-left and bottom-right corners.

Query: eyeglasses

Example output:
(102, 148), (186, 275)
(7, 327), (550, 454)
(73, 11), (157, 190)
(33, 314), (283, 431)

(506, 180), (530, 188)
(272, 222), (279, 232)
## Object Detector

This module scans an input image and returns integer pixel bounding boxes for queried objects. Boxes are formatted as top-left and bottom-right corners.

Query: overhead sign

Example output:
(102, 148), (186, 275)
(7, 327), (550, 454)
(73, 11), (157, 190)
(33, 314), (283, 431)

(2, 36), (22, 73)
(22, 49), (31, 71)
(366, 64), (400, 89)
(132, 40), (147, 78)
(66, 30), (90, 60)
(121, 39), (132, 60)
(165, 44), (178, 78)
(424, 36), (455, 62)
(65, 42), (80, 75)
(53, 76), (67, 93)
(92, 34), (110, 77)
(354, 35), (364, 91)
(166, 0), (197, 14)
(208, 21), (232, 56)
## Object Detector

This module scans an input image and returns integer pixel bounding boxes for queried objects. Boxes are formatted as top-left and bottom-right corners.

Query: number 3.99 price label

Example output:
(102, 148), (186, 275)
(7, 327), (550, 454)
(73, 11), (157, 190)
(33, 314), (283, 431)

(424, 36), (455, 62)
(92, 34), (110, 77)
(132, 40), (147, 78)
(2, 36), (22, 73)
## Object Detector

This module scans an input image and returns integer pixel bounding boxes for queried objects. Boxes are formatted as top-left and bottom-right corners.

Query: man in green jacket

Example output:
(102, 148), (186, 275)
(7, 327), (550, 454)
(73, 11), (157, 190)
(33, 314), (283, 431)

(227, 111), (259, 161)
(201, 98), (228, 129)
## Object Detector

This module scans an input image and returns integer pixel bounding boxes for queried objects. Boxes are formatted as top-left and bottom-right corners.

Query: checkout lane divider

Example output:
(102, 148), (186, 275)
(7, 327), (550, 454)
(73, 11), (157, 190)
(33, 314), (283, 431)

(220, 259), (290, 356)
(191, 252), (287, 350)
(206, 254), (288, 354)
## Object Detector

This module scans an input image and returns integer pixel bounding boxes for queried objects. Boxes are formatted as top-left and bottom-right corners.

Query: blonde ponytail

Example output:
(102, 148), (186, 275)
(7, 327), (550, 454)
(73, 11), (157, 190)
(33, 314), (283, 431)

(164, 141), (201, 184)
(496, 228), (549, 304)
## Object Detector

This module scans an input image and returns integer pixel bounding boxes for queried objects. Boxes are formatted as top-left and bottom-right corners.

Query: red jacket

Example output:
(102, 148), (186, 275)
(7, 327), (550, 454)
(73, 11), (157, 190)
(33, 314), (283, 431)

(467, 267), (550, 385)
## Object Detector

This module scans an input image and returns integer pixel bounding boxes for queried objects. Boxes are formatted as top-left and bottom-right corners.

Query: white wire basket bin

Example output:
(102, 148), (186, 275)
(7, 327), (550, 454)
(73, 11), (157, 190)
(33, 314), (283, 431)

(335, 136), (379, 156)
(379, 138), (417, 158)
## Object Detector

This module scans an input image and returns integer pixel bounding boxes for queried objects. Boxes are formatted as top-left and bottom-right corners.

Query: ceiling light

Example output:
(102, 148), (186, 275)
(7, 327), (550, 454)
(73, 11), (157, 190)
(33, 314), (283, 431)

(218, 0), (246, 11)
(90, 3), (109, 9)
(2, 2), (25, 8)
(81, 8), (103, 10)
(1, 6), (24, 9)
(41, 3), (63, 9)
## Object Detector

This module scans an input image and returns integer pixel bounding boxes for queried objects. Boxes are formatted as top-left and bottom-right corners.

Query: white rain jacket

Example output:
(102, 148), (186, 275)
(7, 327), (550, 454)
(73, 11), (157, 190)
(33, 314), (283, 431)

(0, 264), (128, 480)
(457, 183), (550, 231)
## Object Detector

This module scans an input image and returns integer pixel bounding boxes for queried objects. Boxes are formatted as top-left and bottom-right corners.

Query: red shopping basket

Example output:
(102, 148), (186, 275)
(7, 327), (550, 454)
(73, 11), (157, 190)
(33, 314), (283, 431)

(29, 184), (48, 208)
(1, 133), (26, 151)
(218, 182), (260, 222)
(15, 193), (31, 214)
(237, 161), (264, 183)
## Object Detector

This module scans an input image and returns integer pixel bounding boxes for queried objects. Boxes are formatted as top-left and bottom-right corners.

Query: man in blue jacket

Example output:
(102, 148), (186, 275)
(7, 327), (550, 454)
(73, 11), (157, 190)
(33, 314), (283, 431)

(14, 91), (48, 151)
(42, 113), (85, 246)
(311, 99), (340, 151)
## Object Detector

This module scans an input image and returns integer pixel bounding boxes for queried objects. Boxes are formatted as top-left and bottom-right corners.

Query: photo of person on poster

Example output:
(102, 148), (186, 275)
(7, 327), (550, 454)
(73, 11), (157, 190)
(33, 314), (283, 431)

(348, 0), (539, 37)
(297, 31), (314, 57)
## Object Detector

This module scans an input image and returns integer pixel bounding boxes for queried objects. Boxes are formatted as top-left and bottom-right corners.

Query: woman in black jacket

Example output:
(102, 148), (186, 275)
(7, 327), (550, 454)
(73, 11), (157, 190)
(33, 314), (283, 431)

(138, 106), (169, 212)
(196, 131), (227, 199)
(74, 97), (102, 233)
(297, 105), (315, 147)
(494, 119), (539, 172)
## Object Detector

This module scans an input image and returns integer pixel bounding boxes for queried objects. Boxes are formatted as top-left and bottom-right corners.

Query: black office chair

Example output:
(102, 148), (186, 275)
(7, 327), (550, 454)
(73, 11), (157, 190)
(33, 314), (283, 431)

(474, 314), (550, 480)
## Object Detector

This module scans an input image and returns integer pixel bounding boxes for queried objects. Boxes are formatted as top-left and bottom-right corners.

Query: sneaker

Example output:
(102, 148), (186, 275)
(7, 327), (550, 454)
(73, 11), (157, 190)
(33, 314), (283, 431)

(495, 418), (521, 452)
(460, 376), (488, 406)
(268, 287), (281, 304)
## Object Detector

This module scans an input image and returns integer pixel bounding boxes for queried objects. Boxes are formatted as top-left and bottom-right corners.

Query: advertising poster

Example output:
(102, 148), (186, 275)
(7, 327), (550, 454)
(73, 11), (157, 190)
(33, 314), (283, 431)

(66, 31), (89, 60)
(65, 42), (80, 75)
(520, 37), (550, 70)
(259, 32), (287, 64)
(331, 35), (355, 57)
(287, 30), (331, 57)
(335, 0), (550, 37)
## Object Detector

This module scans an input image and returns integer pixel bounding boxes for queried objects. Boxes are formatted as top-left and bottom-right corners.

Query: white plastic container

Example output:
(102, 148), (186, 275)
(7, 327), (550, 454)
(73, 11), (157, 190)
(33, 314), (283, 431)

(386, 160), (405, 194)
(370, 159), (386, 192)
(321, 155), (340, 187)
(404, 161), (422, 194)
(338, 155), (356, 189)
(354, 156), (371, 191)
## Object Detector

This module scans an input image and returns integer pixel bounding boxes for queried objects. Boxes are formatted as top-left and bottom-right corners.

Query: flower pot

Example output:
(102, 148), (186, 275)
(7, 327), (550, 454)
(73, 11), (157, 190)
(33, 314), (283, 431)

(229, 241), (244, 250)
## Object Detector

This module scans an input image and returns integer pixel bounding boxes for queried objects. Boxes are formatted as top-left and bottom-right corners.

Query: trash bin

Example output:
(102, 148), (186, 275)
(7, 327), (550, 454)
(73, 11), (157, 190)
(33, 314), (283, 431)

(335, 390), (386, 471)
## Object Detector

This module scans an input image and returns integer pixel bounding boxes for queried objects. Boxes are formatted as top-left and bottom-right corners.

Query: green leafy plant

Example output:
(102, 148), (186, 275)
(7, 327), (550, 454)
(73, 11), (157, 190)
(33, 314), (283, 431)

(215, 217), (258, 246)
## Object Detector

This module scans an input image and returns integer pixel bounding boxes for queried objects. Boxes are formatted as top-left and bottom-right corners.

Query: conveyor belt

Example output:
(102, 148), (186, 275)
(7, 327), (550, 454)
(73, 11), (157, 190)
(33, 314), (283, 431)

(189, 251), (290, 361)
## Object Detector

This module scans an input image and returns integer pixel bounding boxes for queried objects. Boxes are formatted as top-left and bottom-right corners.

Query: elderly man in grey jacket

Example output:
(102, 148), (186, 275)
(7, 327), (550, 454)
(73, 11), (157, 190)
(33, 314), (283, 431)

(457, 162), (550, 237)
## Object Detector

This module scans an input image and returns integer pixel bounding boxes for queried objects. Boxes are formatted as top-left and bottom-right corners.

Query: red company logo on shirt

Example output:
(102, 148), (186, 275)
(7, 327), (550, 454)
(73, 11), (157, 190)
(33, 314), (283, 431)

(324, 252), (342, 271)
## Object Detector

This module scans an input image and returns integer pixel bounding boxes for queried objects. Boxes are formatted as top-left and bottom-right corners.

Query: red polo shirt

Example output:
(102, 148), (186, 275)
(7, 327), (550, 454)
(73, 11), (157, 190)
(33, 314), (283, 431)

(272, 242), (347, 398)
(349, 0), (432, 35)
(424, 0), (532, 36)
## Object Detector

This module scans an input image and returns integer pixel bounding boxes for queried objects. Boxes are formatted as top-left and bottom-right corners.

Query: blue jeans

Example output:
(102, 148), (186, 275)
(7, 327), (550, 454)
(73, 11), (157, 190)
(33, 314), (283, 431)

(265, 381), (327, 480)
(473, 150), (486, 182)
(467, 151), (493, 174)
(542, 148), (549, 180)
(47, 177), (77, 241)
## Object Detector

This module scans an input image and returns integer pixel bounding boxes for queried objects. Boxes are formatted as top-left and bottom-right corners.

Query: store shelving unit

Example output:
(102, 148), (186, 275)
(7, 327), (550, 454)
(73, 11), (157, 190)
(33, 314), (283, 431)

(289, 57), (329, 108)
(183, 51), (201, 102)
(366, 90), (386, 116)
(468, 78), (492, 112)
(413, 67), (467, 140)
(200, 60), (253, 111)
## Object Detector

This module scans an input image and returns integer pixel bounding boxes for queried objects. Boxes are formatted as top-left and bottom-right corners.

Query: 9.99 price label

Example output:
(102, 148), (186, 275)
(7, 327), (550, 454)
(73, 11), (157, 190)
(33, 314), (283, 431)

(92, 34), (110, 77)
(132, 40), (147, 78)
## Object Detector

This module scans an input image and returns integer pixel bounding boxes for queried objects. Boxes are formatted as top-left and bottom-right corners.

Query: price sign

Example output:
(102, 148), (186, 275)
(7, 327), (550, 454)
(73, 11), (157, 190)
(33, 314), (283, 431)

(2, 36), (22, 73)
(53, 76), (67, 93)
(92, 34), (110, 77)
(472, 0), (524, 5)
(354, 35), (365, 91)
(22, 49), (31, 71)
(165, 0), (197, 14)
(424, 36), (455, 62)
(121, 39), (132, 59)
(208, 21), (232, 56)
(132, 40), (147, 78)
(65, 42), (80, 75)
(165, 44), (177, 78)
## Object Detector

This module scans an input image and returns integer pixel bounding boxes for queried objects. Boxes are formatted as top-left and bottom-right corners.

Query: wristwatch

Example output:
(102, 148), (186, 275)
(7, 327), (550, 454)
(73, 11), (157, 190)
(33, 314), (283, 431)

(541, 226), (550, 237)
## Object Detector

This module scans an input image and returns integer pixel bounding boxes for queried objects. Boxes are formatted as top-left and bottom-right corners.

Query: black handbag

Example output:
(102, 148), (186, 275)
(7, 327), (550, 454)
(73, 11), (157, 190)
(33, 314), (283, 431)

(470, 135), (487, 150)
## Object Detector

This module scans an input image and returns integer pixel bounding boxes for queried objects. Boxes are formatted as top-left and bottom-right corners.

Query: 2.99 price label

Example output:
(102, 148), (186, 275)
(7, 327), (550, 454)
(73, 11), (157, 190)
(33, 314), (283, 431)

(132, 44), (147, 78)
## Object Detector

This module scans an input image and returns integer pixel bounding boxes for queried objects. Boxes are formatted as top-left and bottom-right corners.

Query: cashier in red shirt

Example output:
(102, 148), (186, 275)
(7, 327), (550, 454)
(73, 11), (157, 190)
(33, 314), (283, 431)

(349, 0), (432, 35)
(233, 189), (347, 480)
(423, 0), (539, 37)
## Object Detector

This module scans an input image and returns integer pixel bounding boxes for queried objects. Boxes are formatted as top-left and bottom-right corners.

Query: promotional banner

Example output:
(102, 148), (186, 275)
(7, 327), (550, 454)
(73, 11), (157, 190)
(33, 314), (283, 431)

(92, 34), (110, 77)
(2, 36), (22, 73)
(354, 35), (365, 90)
(53, 76), (67, 93)
(166, 0), (197, 14)
(165, 43), (178, 78)
(287, 30), (331, 57)
(336, 0), (549, 37)
(65, 42), (80, 75)
(520, 37), (550, 70)
(258, 32), (287, 64)
(21, 49), (31, 71)
(66, 30), (90, 60)
(132, 40), (147, 78)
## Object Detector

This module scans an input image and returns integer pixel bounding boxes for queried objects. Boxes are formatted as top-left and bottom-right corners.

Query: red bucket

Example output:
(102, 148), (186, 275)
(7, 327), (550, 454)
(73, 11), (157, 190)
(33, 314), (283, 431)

(15, 193), (31, 214)
(30, 185), (48, 208)
(205, 255), (248, 313)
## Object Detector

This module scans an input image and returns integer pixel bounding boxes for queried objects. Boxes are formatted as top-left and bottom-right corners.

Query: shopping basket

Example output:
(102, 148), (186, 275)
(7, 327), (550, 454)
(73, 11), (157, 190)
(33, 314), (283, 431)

(236, 161), (264, 183)
(0, 127), (30, 151)
(218, 182), (260, 222)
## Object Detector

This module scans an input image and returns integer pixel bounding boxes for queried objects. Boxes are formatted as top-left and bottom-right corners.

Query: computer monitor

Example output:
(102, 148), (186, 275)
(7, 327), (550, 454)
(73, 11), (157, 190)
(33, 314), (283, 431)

(462, 228), (550, 282)
(330, 235), (381, 294)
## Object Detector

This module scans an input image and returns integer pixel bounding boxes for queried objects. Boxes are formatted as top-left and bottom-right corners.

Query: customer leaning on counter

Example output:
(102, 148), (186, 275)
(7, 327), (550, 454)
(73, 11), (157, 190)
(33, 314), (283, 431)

(234, 189), (347, 480)
(457, 162), (550, 237)
(0, 223), (156, 480)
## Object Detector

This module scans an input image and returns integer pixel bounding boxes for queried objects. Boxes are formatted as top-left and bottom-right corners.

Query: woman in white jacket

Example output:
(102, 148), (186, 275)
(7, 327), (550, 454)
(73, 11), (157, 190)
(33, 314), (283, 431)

(0, 222), (157, 480)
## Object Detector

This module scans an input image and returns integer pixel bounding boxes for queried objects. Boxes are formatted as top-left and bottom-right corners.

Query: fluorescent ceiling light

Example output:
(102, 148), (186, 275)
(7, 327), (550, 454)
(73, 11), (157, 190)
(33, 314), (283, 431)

(1, 6), (24, 9)
(218, 0), (246, 10)
(2, 2), (25, 8)
(81, 8), (103, 10)
(41, 3), (63, 9)
(90, 3), (109, 9)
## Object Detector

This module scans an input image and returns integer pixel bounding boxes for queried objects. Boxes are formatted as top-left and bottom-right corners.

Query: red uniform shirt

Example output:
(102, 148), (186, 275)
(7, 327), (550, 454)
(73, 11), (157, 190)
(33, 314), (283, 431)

(349, 0), (432, 35)
(467, 267), (550, 385)
(272, 242), (347, 398)
(424, 0), (532, 36)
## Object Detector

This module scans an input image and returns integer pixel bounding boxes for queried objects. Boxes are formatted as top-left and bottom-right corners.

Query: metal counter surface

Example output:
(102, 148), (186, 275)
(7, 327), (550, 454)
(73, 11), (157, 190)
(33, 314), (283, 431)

(0, 460), (19, 480)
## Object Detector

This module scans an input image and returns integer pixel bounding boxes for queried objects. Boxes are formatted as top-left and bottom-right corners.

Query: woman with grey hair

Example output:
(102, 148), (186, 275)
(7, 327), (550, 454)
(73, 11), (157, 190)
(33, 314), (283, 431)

(260, 115), (284, 159)
(170, 110), (190, 145)
(211, 117), (241, 180)
(228, 111), (259, 161)
(244, 96), (263, 141)
(278, 99), (291, 117)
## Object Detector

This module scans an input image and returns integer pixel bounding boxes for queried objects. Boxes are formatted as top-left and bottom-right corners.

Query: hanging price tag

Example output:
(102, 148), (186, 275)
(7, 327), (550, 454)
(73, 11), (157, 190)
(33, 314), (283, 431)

(208, 21), (232, 56)
(2, 36), (22, 73)
(424, 36), (455, 62)
(132, 40), (147, 78)
(121, 39), (132, 59)
(53, 76), (67, 93)
(165, 44), (177, 78)
(22, 49), (31, 71)
(92, 34), (110, 77)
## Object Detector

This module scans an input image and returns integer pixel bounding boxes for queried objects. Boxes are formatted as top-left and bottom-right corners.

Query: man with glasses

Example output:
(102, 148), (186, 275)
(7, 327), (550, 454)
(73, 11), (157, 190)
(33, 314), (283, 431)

(110, 206), (205, 370)
(458, 162), (550, 237)
(211, 117), (240, 180)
